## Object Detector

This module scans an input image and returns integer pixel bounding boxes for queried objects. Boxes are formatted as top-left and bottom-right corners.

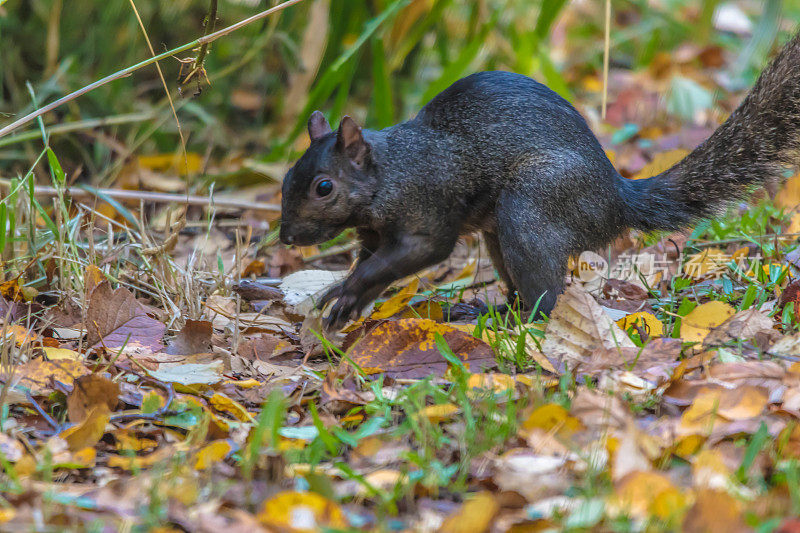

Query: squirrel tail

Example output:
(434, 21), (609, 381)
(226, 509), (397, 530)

(622, 30), (800, 232)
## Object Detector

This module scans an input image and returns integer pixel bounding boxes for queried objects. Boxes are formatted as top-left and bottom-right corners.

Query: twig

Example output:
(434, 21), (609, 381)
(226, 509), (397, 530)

(180, 0), (218, 89)
(0, 0), (307, 138)
(0, 113), (157, 149)
(25, 390), (60, 431)
(0, 179), (280, 212)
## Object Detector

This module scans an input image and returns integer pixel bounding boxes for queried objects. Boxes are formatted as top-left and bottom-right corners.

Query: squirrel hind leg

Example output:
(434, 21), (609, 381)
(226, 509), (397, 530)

(494, 197), (569, 318)
(483, 230), (519, 300)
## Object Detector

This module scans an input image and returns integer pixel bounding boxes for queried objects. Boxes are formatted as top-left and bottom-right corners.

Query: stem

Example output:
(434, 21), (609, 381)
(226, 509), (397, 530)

(0, 179), (280, 212)
(189, 0), (219, 79)
(0, 0), (307, 139)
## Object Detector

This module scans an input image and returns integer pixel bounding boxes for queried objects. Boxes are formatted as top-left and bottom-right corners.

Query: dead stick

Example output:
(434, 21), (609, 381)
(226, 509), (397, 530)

(0, 180), (280, 212)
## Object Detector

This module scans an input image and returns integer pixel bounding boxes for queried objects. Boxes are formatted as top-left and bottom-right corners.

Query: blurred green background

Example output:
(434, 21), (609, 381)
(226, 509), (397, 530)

(1, 0), (799, 187)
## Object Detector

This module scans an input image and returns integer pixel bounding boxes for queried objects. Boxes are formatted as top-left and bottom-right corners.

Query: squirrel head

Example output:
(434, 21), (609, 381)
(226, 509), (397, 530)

(280, 112), (377, 246)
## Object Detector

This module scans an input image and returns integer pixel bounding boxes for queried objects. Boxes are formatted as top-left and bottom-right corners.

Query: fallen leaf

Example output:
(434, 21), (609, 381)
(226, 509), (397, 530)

(67, 374), (119, 423)
(542, 285), (636, 365)
(370, 278), (420, 319)
(148, 361), (224, 386)
(86, 280), (166, 351)
(679, 386), (768, 435)
(610, 471), (685, 521)
(17, 358), (90, 396)
(195, 439), (234, 470)
(682, 489), (746, 533)
(166, 319), (213, 355)
(348, 318), (496, 378)
(416, 403), (459, 424)
(704, 308), (773, 346)
(257, 491), (347, 532)
(633, 149), (690, 180)
(522, 403), (583, 437)
(43, 347), (83, 361)
(616, 311), (664, 338)
(438, 492), (500, 533)
(680, 301), (736, 343)
(59, 404), (110, 452)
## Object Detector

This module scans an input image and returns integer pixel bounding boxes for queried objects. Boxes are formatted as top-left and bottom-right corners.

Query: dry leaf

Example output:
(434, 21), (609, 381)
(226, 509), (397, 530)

(86, 280), (165, 351)
(682, 489), (747, 533)
(542, 285), (636, 364)
(257, 491), (347, 532)
(59, 404), (110, 451)
(67, 374), (119, 423)
(704, 308), (774, 346)
(348, 318), (496, 378)
(166, 319), (213, 355)
(438, 492), (500, 533)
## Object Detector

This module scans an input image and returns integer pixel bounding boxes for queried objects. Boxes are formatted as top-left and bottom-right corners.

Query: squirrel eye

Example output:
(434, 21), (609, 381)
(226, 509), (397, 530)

(315, 179), (333, 197)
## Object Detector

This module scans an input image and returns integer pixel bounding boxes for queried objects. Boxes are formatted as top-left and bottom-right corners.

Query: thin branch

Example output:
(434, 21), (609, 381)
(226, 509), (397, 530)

(0, 179), (280, 212)
(0, 0), (307, 139)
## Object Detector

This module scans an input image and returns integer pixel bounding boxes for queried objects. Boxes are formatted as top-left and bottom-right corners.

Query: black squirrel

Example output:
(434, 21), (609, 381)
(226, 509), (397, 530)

(280, 31), (800, 329)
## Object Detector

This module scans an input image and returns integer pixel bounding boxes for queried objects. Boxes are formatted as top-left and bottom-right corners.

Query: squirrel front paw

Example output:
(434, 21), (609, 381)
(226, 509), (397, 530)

(324, 291), (361, 329)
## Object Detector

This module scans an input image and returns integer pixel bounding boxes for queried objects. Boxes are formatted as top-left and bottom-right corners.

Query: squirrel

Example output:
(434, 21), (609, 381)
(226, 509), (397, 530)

(279, 31), (800, 329)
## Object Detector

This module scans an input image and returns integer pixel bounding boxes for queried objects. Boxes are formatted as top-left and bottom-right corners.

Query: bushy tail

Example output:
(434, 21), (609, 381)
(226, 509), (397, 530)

(623, 30), (800, 231)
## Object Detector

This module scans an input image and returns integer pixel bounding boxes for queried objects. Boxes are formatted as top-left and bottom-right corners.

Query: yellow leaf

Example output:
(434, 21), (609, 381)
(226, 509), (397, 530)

(777, 171), (800, 209)
(611, 471), (684, 520)
(416, 403), (459, 424)
(258, 491), (347, 532)
(358, 470), (406, 495)
(0, 508), (16, 523)
(616, 311), (664, 337)
(138, 153), (202, 175)
(680, 301), (736, 343)
(693, 449), (733, 490)
(672, 434), (706, 459)
(439, 492), (500, 533)
(679, 386), (767, 435)
(467, 373), (516, 394)
(59, 405), (109, 452)
(209, 393), (254, 422)
(633, 149), (690, 180)
(223, 378), (262, 389)
(43, 347), (83, 361)
(522, 403), (583, 437)
(371, 278), (420, 319)
(195, 440), (233, 470)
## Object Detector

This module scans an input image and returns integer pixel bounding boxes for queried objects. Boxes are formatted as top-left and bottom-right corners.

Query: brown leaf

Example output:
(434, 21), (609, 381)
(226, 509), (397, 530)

(86, 280), (165, 351)
(67, 374), (119, 423)
(542, 284), (636, 365)
(704, 308), (774, 347)
(84, 264), (105, 300)
(166, 319), (213, 355)
(682, 489), (747, 533)
(238, 333), (294, 361)
(348, 318), (496, 378)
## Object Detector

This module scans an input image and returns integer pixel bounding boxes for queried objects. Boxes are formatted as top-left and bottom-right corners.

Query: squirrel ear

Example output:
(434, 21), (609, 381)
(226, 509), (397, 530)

(336, 116), (369, 168)
(307, 110), (332, 141)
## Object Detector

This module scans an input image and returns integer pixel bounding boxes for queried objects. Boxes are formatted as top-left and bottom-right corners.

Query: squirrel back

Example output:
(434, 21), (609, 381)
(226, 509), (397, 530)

(280, 31), (800, 328)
